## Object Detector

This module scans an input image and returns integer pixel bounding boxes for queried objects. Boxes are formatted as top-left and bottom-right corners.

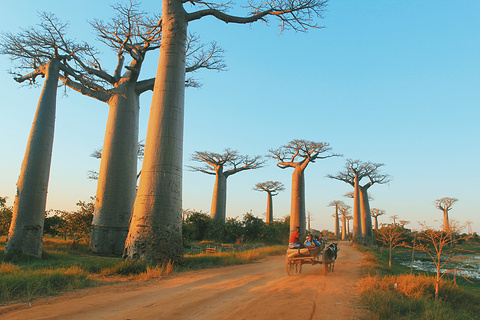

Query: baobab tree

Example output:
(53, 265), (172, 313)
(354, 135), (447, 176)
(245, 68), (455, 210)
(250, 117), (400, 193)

(466, 220), (473, 235)
(269, 139), (339, 239)
(1, 13), (91, 257)
(328, 200), (344, 238)
(371, 208), (385, 230)
(328, 159), (390, 245)
(390, 214), (399, 226)
(189, 149), (264, 222)
(345, 215), (353, 238)
(253, 181), (285, 223)
(59, 2), (224, 255)
(359, 165), (391, 245)
(399, 220), (410, 228)
(433, 197), (458, 232)
(123, 0), (329, 264)
(339, 204), (351, 240)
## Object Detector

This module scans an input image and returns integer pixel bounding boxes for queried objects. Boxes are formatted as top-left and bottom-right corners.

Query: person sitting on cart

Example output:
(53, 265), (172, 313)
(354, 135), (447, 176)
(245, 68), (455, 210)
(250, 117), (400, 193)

(288, 226), (302, 249)
(313, 235), (322, 247)
(304, 233), (316, 249)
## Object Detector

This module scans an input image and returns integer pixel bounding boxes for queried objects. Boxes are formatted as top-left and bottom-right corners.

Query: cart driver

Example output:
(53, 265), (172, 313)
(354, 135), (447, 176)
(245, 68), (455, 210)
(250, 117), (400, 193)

(288, 226), (302, 249)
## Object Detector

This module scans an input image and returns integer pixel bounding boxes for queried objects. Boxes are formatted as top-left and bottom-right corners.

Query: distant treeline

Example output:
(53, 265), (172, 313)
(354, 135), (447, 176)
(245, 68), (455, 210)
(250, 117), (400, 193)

(1, 197), (291, 246)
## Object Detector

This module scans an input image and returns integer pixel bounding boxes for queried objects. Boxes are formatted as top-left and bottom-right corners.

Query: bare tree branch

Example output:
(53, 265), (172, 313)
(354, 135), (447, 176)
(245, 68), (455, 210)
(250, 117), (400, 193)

(186, 0), (328, 33)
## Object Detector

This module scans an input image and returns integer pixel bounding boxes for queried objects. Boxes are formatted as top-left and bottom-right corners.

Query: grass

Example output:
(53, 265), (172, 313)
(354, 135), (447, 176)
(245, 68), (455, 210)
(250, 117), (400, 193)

(0, 236), (285, 305)
(356, 244), (480, 320)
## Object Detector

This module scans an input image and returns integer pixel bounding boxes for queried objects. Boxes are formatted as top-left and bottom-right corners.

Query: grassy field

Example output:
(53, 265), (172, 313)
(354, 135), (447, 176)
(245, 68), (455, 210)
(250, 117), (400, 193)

(0, 236), (285, 305)
(356, 244), (480, 320)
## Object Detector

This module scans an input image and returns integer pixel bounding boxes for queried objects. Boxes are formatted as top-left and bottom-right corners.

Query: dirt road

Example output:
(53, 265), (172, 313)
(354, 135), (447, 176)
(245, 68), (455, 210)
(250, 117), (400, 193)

(1, 242), (365, 320)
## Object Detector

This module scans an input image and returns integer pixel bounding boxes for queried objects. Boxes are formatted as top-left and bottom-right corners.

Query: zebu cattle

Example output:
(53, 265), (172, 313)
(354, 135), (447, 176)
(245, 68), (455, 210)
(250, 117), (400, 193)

(324, 243), (339, 272)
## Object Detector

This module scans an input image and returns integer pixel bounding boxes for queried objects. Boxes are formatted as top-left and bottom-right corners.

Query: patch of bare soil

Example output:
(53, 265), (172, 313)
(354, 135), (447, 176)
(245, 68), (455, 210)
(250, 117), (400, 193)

(0, 242), (366, 320)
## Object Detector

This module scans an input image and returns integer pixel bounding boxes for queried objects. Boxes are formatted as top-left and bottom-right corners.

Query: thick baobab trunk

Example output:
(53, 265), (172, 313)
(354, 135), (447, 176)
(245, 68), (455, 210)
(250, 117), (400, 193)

(442, 209), (449, 232)
(290, 167), (306, 239)
(210, 171), (227, 222)
(341, 215), (347, 240)
(6, 59), (60, 257)
(360, 186), (373, 246)
(374, 216), (379, 230)
(90, 85), (139, 255)
(123, 0), (186, 264)
(266, 192), (273, 224)
(352, 173), (362, 244)
(334, 206), (340, 239)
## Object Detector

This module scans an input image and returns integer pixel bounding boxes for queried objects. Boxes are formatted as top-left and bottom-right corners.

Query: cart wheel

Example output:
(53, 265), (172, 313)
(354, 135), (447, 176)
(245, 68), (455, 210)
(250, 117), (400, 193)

(286, 260), (294, 276)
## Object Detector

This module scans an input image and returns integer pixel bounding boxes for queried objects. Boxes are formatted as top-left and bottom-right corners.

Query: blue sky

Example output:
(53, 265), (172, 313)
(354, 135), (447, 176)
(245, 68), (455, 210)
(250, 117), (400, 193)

(1, 1), (479, 233)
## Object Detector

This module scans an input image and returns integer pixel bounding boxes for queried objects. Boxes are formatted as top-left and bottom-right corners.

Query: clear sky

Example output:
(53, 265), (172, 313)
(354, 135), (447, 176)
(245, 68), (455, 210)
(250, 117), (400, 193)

(1, 1), (479, 234)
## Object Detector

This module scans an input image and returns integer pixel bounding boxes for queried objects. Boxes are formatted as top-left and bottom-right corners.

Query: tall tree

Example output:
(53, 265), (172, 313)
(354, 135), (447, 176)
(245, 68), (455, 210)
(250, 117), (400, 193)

(124, 0), (328, 264)
(370, 207), (385, 230)
(339, 203), (351, 240)
(253, 181), (285, 224)
(1, 13), (90, 257)
(328, 159), (390, 245)
(269, 139), (339, 240)
(358, 164), (391, 245)
(189, 149), (264, 222)
(345, 215), (353, 239)
(328, 200), (343, 238)
(61, 1), (224, 255)
(433, 197), (458, 232)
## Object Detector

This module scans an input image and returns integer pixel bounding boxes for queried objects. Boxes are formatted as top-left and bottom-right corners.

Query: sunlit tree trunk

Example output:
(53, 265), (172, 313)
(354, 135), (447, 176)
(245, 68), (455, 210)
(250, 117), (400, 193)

(91, 84), (139, 255)
(6, 59), (60, 257)
(210, 170), (227, 221)
(123, 0), (186, 264)
(290, 166), (306, 239)
(360, 186), (373, 246)
(347, 218), (350, 237)
(442, 209), (449, 232)
(352, 173), (362, 243)
(374, 216), (379, 230)
(266, 192), (273, 224)
(341, 215), (347, 240)
(334, 206), (340, 238)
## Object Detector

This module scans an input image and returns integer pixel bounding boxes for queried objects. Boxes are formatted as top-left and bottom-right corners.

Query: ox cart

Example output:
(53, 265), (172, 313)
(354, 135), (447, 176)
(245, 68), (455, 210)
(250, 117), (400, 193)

(285, 242), (338, 276)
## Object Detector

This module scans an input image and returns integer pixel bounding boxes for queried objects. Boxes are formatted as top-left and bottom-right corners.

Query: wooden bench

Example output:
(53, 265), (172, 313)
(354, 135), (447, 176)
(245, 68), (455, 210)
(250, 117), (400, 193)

(221, 244), (234, 252)
(205, 247), (217, 254)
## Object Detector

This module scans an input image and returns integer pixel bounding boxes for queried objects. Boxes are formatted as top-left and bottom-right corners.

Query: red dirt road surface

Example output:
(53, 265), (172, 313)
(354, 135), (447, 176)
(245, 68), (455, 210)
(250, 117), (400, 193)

(1, 242), (366, 320)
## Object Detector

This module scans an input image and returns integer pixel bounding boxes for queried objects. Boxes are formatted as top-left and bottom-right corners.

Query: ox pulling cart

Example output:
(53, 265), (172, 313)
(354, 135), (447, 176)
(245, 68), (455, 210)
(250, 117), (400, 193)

(285, 242), (339, 276)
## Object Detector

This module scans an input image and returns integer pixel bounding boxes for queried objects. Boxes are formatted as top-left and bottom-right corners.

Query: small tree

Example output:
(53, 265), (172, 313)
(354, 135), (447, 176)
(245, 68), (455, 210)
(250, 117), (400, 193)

(433, 197), (458, 232)
(189, 149), (265, 222)
(0, 197), (13, 236)
(253, 181), (285, 224)
(376, 223), (406, 268)
(243, 212), (265, 242)
(416, 222), (470, 299)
